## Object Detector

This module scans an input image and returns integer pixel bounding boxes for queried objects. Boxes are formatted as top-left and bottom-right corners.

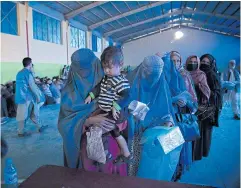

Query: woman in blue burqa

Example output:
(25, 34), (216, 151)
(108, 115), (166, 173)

(126, 55), (183, 181)
(156, 52), (198, 181)
(169, 51), (199, 181)
(58, 49), (128, 175)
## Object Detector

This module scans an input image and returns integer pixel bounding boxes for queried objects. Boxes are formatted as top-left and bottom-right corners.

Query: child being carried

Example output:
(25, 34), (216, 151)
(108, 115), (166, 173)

(85, 46), (132, 164)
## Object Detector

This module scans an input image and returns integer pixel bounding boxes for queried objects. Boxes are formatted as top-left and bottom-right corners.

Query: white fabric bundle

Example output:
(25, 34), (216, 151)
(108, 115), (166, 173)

(86, 126), (106, 164)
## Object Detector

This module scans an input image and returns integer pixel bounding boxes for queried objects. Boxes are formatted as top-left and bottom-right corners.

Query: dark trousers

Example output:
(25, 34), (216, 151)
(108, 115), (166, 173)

(192, 118), (213, 161)
(6, 96), (17, 117)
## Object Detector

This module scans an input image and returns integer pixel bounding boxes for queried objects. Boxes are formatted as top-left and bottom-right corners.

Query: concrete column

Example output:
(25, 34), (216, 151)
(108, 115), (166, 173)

(86, 30), (92, 50)
(62, 21), (70, 65)
(102, 38), (107, 51)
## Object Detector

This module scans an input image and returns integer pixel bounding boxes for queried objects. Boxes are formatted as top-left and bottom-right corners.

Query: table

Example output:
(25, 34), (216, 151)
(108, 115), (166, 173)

(19, 165), (214, 188)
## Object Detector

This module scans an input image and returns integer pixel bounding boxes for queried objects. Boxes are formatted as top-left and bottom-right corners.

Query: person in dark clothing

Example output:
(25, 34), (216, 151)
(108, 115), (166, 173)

(200, 54), (222, 126)
(12, 81), (16, 94)
(1, 84), (16, 118)
(1, 95), (9, 118)
(6, 82), (17, 117)
(185, 55), (212, 161)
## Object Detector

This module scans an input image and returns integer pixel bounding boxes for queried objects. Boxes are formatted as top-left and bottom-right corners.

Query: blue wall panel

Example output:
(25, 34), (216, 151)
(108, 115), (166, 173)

(1, 1), (18, 35)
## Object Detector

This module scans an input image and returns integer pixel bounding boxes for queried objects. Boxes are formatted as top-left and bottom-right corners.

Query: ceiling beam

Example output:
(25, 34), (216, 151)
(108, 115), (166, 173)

(65, 2), (108, 19)
(88, 1), (169, 30)
(104, 8), (240, 37)
(116, 19), (239, 42)
(123, 24), (240, 44)
(182, 25), (240, 38)
(124, 28), (172, 43)
(117, 25), (172, 42)
(105, 10), (182, 37)
(123, 26), (179, 44)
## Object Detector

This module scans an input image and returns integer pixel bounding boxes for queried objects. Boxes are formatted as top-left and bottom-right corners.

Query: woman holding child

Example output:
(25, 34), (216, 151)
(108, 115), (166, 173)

(58, 48), (128, 175)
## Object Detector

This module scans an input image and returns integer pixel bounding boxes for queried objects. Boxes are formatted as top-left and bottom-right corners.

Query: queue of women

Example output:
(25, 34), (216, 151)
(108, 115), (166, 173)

(57, 47), (223, 182)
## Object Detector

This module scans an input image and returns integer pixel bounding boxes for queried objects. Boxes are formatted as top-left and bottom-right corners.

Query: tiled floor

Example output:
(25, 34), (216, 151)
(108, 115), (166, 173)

(1, 104), (240, 187)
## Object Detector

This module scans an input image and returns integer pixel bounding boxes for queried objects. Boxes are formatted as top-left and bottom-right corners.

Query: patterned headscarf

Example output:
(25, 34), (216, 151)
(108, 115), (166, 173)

(170, 51), (197, 102)
(185, 55), (210, 101)
(170, 51), (182, 63)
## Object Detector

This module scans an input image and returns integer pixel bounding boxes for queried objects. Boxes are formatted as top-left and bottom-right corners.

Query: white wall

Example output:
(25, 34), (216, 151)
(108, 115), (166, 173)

(123, 28), (240, 71)
(1, 2), (113, 83)
(1, 3), (109, 65)
(29, 12), (68, 65)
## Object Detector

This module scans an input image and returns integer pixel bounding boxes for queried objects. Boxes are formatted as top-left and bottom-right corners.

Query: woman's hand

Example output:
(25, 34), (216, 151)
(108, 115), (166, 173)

(85, 113), (116, 133)
(85, 96), (92, 104)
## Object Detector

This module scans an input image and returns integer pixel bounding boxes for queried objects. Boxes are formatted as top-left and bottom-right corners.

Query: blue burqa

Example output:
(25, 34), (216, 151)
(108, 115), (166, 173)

(126, 55), (183, 181)
(162, 52), (186, 96)
(163, 52), (194, 177)
(58, 49), (104, 168)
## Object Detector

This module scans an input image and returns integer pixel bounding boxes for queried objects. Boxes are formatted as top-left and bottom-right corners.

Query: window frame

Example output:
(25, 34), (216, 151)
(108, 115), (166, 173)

(32, 10), (62, 45)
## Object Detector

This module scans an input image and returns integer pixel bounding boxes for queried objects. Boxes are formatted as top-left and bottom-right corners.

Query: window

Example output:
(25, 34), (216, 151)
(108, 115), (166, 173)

(1, 1), (18, 35)
(70, 26), (86, 49)
(32, 10), (61, 44)
(92, 34), (102, 52)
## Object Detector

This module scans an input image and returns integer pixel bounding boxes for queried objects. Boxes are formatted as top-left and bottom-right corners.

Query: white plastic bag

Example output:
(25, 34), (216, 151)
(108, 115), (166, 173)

(137, 126), (184, 181)
(128, 100), (150, 121)
(86, 126), (106, 164)
(156, 126), (185, 154)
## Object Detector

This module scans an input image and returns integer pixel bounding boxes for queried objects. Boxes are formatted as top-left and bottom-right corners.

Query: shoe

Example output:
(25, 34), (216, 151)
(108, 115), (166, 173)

(18, 132), (31, 137)
(114, 154), (134, 165)
(38, 125), (48, 133)
(234, 114), (240, 120)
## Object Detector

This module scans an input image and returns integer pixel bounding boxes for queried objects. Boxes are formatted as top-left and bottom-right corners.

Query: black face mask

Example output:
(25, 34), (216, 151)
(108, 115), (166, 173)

(186, 64), (198, 71)
(200, 64), (210, 71)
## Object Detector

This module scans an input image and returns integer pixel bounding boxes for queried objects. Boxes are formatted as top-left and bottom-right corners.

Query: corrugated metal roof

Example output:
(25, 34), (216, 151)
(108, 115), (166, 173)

(34, 1), (240, 44)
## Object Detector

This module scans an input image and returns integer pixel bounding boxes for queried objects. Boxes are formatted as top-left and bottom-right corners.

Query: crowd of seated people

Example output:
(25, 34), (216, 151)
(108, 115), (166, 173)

(1, 76), (65, 124)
